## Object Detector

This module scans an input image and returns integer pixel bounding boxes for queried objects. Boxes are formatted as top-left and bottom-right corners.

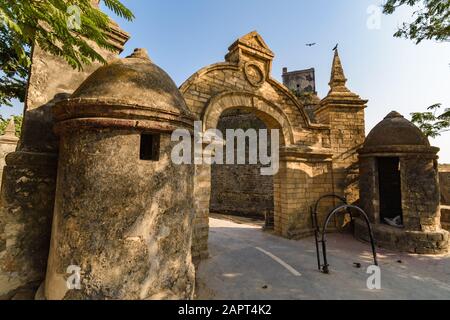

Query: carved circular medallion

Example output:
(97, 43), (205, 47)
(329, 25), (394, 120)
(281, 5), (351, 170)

(244, 62), (265, 87)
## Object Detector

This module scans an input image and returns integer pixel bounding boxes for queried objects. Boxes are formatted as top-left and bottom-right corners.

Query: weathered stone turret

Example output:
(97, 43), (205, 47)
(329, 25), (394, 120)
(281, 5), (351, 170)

(357, 111), (448, 254)
(0, 18), (129, 299)
(44, 49), (197, 300)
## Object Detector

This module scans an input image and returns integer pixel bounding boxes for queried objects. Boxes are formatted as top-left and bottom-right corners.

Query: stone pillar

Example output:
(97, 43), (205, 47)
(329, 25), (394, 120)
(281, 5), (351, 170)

(315, 49), (367, 204)
(358, 157), (378, 223)
(0, 119), (18, 182)
(191, 164), (211, 261)
(275, 147), (334, 238)
(0, 22), (129, 298)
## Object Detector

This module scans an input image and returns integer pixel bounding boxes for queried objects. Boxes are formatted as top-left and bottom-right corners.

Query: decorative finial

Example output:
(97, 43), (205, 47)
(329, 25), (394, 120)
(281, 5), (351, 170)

(4, 118), (16, 136)
(0, 117), (19, 144)
(328, 47), (349, 92)
(127, 48), (152, 61)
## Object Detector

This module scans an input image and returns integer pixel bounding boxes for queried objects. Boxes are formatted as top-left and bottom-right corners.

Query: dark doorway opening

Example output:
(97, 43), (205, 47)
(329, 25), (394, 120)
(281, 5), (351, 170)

(210, 109), (274, 227)
(378, 157), (403, 226)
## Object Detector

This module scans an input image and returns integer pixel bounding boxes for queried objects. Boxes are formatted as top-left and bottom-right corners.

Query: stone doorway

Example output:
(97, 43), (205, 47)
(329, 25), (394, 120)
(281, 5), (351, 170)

(188, 92), (292, 260)
(378, 157), (403, 226)
(210, 109), (275, 227)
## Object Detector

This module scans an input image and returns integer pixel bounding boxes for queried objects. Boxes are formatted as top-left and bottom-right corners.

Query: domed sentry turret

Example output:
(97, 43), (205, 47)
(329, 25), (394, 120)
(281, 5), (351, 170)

(364, 111), (430, 148)
(52, 48), (194, 133)
(356, 111), (448, 255)
(45, 49), (197, 300)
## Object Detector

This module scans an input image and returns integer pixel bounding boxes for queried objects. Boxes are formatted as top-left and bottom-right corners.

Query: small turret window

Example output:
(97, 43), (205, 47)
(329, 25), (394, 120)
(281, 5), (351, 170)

(140, 133), (160, 161)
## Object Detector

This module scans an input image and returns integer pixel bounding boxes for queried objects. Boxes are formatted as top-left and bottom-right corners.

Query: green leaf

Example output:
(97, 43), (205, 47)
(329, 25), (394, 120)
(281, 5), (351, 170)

(0, 0), (134, 108)
(411, 103), (449, 137)
(382, 0), (450, 44)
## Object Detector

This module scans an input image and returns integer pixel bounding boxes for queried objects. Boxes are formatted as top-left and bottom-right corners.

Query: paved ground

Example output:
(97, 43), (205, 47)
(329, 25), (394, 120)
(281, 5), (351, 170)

(196, 216), (450, 300)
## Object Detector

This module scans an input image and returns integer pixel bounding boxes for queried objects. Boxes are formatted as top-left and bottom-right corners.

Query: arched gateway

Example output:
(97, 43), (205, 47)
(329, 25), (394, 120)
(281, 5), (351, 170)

(0, 26), (370, 298)
(180, 32), (368, 259)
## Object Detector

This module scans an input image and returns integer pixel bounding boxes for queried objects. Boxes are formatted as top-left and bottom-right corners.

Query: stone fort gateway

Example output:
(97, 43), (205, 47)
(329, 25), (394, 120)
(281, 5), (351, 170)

(0, 20), (449, 300)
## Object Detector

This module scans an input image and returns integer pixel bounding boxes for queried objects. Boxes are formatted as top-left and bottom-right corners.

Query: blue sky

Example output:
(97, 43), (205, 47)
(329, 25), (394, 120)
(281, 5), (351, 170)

(2, 0), (449, 162)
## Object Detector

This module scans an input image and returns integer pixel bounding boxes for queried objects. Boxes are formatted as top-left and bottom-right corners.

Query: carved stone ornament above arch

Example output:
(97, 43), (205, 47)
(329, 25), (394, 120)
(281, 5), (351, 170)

(244, 62), (265, 88)
(179, 62), (328, 132)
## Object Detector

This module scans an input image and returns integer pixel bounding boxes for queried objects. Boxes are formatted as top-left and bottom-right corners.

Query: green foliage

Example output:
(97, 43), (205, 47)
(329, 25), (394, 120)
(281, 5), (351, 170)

(289, 88), (300, 98)
(0, 22), (28, 107)
(0, 115), (23, 137)
(383, 0), (450, 44)
(0, 0), (134, 107)
(290, 89), (318, 105)
(411, 103), (450, 138)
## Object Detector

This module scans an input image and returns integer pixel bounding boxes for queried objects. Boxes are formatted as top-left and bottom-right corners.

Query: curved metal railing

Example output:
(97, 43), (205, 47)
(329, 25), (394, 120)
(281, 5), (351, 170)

(311, 195), (378, 274)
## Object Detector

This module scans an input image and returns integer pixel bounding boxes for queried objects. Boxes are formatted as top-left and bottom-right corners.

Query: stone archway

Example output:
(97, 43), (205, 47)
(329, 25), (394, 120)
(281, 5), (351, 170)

(181, 31), (336, 260)
(196, 91), (293, 250)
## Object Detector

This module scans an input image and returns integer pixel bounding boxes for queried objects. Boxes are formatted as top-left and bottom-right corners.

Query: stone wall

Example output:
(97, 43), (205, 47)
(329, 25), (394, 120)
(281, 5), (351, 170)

(355, 219), (449, 255)
(439, 165), (450, 205)
(210, 110), (273, 218)
(440, 164), (450, 231)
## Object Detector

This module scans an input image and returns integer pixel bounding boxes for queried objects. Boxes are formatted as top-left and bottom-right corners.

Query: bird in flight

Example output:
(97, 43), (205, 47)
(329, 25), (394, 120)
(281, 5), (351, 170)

(305, 43), (316, 47)
(333, 43), (339, 51)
